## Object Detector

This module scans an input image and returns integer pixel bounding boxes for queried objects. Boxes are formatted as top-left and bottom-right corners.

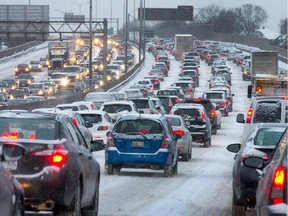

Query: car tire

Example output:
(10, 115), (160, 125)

(229, 105), (233, 112)
(189, 145), (192, 159)
(105, 163), (114, 175)
(232, 192), (246, 216)
(182, 153), (189, 161)
(164, 164), (173, 177)
(82, 179), (99, 216)
(203, 139), (210, 148)
(15, 197), (24, 216)
(217, 123), (222, 129)
(211, 128), (217, 135)
(173, 159), (178, 175)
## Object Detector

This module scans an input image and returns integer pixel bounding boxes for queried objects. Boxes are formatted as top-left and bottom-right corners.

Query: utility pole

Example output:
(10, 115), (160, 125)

(124, 0), (128, 74)
(89, 0), (93, 90)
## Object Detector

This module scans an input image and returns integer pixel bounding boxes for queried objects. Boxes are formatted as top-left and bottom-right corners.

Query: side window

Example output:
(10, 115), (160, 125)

(163, 119), (174, 137)
(104, 113), (111, 123)
(66, 122), (81, 146)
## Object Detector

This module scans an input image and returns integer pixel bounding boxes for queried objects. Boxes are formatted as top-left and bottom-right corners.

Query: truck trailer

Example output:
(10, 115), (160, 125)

(174, 34), (193, 61)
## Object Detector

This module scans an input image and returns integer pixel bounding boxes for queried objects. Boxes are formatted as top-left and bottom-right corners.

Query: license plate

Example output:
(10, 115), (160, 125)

(2, 161), (17, 170)
(132, 141), (144, 148)
(185, 121), (191, 126)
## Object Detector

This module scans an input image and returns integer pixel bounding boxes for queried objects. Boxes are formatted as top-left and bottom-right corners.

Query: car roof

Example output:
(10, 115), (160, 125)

(77, 110), (107, 115)
(0, 110), (59, 119)
(118, 113), (164, 121)
(101, 101), (135, 105)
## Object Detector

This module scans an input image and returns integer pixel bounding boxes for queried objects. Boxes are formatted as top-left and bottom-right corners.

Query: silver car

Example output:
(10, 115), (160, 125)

(165, 114), (192, 161)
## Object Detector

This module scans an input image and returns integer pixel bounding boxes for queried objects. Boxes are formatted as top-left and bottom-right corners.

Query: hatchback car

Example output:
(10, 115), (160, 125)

(129, 98), (158, 114)
(227, 123), (286, 215)
(105, 114), (180, 177)
(15, 63), (30, 76)
(77, 110), (113, 145)
(202, 91), (230, 116)
(0, 111), (102, 215)
(165, 114), (192, 161)
(170, 103), (212, 147)
(243, 128), (287, 216)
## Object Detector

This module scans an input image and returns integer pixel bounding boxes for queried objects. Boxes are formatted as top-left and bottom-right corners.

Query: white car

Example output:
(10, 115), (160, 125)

(137, 79), (154, 95)
(100, 101), (138, 122)
(55, 103), (90, 111)
(73, 101), (97, 110)
(77, 110), (113, 145)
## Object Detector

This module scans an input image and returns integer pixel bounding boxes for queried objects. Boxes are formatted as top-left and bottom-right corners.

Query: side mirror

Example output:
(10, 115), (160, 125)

(236, 113), (245, 123)
(90, 141), (105, 152)
(247, 85), (252, 98)
(1, 143), (25, 162)
(106, 131), (111, 137)
(232, 94), (235, 97)
(175, 134), (182, 140)
(226, 143), (241, 153)
(243, 156), (264, 169)
(85, 121), (93, 128)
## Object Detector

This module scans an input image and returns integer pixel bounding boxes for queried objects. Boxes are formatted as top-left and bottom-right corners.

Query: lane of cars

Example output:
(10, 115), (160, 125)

(0, 36), (287, 215)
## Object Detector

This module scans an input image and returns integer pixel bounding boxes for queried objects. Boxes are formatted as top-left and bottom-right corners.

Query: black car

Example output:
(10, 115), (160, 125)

(227, 123), (286, 216)
(0, 143), (25, 216)
(170, 103), (212, 147)
(0, 111), (102, 215)
(16, 73), (34, 87)
(242, 67), (251, 81)
(188, 98), (219, 135)
(10, 87), (30, 99)
(243, 128), (288, 216)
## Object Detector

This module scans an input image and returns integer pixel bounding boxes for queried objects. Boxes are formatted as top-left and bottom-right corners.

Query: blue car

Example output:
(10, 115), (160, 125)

(105, 114), (180, 177)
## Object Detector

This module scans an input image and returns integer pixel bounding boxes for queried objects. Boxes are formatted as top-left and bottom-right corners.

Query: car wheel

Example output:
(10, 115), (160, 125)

(173, 159), (178, 175)
(211, 128), (217, 135)
(182, 153), (189, 161)
(15, 197), (24, 216)
(82, 179), (99, 216)
(72, 183), (82, 216)
(217, 123), (222, 129)
(203, 139), (210, 148)
(189, 145), (192, 159)
(229, 105), (233, 112)
(164, 164), (173, 177)
(105, 163), (114, 175)
(232, 191), (246, 216)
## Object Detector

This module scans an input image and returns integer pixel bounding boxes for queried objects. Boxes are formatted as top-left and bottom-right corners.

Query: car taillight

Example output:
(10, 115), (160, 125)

(226, 85), (230, 89)
(187, 89), (193, 93)
(256, 86), (263, 93)
(173, 129), (185, 136)
(224, 100), (229, 105)
(150, 84), (153, 88)
(98, 125), (109, 131)
(270, 166), (286, 204)
(210, 110), (216, 117)
(72, 118), (78, 127)
(174, 98), (179, 103)
(90, 104), (94, 109)
(143, 89), (148, 93)
(196, 76), (199, 81)
(32, 145), (68, 168)
(201, 111), (206, 122)
(246, 109), (253, 123)
(160, 135), (171, 148)
(107, 132), (115, 147)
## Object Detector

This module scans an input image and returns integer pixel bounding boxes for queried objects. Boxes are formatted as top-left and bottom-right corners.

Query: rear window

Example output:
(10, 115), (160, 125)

(157, 90), (176, 96)
(138, 80), (149, 85)
(254, 101), (282, 123)
(80, 114), (102, 124)
(115, 119), (163, 134)
(56, 106), (79, 111)
(131, 100), (149, 109)
(174, 108), (200, 118)
(254, 128), (285, 146)
(204, 93), (224, 99)
(103, 104), (132, 113)
(0, 118), (57, 140)
(174, 83), (190, 88)
(166, 117), (181, 127)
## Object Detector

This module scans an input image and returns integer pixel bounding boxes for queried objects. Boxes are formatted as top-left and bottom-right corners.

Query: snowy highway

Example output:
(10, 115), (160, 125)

(94, 50), (256, 216)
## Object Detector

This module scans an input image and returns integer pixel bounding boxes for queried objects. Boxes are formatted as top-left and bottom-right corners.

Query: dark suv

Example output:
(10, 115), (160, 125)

(188, 98), (220, 135)
(170, 103), (212, 147)
(0, 111), (102, 215)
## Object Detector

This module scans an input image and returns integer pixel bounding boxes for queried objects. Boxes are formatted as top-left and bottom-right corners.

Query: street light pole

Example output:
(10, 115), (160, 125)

(89, 0), (93, 90)
(71, 1), (89, 15)
(124, 0), (128, 74)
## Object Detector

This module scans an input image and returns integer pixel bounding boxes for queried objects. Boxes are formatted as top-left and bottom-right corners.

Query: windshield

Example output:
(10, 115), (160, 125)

(80, 114), (102, 124)
(102, 104), (132, 113)
(204, 93), (224, 99)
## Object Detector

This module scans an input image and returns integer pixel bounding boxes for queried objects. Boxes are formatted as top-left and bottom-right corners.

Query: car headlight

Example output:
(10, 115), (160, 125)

(29, 65), (32, 69)
(10, 95), (14, 99)
(28, 80), (32, 84)
(15, 68), (19, 72)
(94, 84), (99, 89)
(25, 68), (29, 72)
(99, 80), (104, 86)
(61, 78), (69, 86)
(76, 74), (80, 79)
(107, 76), (112, 81)
(38, 90), (43, 94)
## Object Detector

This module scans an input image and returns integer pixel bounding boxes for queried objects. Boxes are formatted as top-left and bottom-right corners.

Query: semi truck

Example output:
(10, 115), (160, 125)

(247, 51), (287, 98)
(47, 41), (76, 76)
(174, 34), (193, 61)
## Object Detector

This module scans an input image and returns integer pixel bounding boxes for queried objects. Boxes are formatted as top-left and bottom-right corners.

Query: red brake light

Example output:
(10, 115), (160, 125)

(160, 135), (171, 148)
(257, 86), (263, 93)
(187, 89), (193, 93)
(10, 131), (19, 139)
(201, 111), (206, 122)
(72, 118), (78, 127)
(174, 98), (179, 103)
(210, 110), (216, 117)
(173, 129), (185, 136)
(107, 132), (115, 147)
(271, 166), (286, 204)
(281, 96), (288, 100)
(32, 146), (68, 168)
(246, 109), (253, 123)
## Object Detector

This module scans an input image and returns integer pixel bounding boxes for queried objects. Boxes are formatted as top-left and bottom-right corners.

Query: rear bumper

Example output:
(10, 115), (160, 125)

(106, 147), (171, 167)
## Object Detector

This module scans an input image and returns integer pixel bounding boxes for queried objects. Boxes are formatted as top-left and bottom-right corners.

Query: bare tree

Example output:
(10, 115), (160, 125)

(194, 4), (222, 24)
(234, 4), (268, 36)
(214, 9), (237, 33)
(279, 18), (287, 35)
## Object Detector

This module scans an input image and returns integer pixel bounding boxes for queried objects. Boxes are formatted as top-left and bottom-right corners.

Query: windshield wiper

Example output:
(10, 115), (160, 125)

(125, 132), (147, 139)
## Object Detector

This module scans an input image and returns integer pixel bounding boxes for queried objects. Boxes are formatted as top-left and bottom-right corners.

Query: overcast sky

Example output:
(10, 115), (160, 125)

(1, 0), (287, 33)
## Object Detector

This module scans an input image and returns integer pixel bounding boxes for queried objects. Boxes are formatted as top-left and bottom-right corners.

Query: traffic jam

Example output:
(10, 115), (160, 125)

(0, 33), (287, 216)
